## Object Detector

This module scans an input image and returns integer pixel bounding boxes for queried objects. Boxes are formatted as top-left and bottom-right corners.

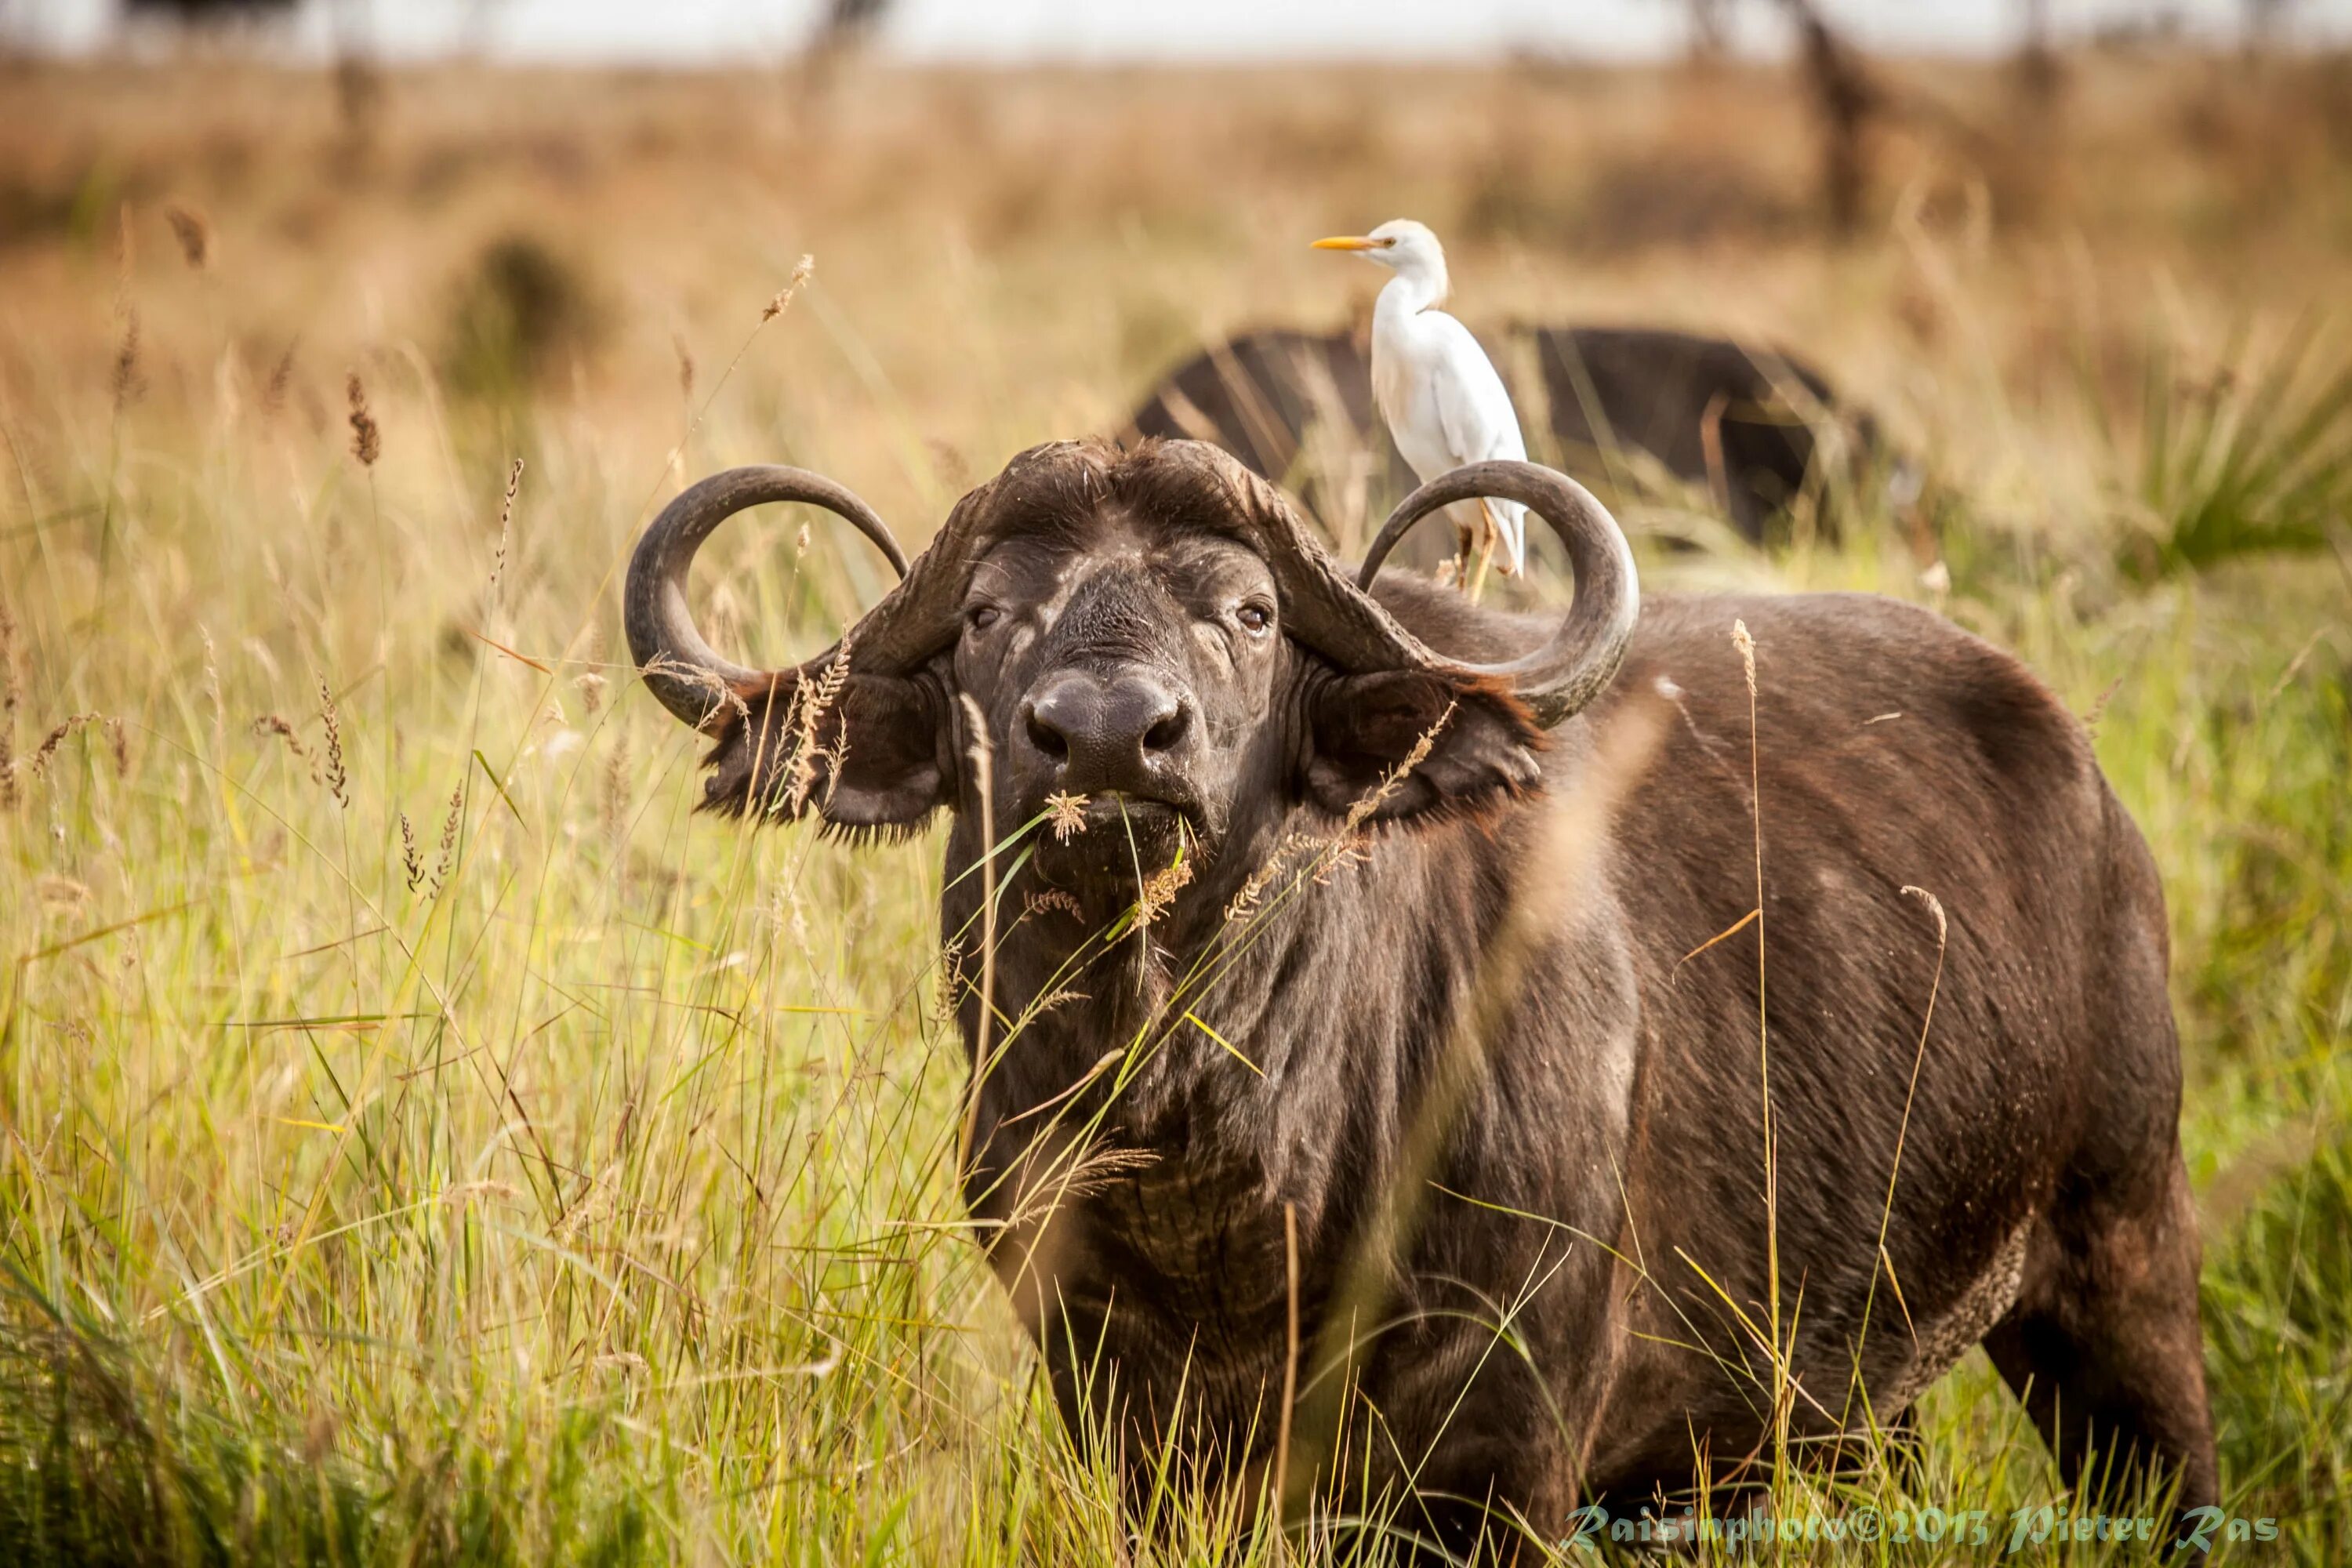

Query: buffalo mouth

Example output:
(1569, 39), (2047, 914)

(1027, 790), (1207, 889)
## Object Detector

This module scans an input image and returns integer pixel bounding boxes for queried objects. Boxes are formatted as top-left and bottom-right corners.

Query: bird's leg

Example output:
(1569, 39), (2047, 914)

(1464, 501), (1499, 604)
(1450, 506), (1478, 597)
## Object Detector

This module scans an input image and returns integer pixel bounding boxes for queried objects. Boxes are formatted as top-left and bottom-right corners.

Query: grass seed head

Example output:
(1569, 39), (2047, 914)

(1136, 852), (1195, 928)
(315, 676), (347, 808)
(252, 714), (313, 781)
(111, 309), (143, 412)
(164, 203), (211, 270)
(430, 782), (463, 894)
(0, 605), (16, 808)
(784, 636), (853, 815)
(27, 713), (103, 780)
(1044, 791), (1089, 842)
(262, 341), (296, 419)
(488, 457), (524, 604)
(345, 372), (380, 466)
(760, 254), (816, 323)
(932, 937), (966, 1030)
(1025, 888), (1083, 920)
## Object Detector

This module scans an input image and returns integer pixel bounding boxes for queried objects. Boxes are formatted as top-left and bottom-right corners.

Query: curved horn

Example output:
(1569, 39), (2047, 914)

(1356, 461), (1639, 727)
(625, 465), (907, 727)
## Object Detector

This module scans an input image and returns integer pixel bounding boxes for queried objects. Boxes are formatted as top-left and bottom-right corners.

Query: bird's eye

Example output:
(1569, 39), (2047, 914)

(967, 606), (1001, 633)
(1236, 604), (1271, 634)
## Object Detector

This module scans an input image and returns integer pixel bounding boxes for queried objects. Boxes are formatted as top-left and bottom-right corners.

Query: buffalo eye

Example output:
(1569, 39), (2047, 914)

(966, 605), (1002, 634)
(1235, 604), (1272, 635)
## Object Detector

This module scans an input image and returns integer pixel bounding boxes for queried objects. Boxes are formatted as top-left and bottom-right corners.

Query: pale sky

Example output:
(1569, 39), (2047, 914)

(7, 0), (2350, 62)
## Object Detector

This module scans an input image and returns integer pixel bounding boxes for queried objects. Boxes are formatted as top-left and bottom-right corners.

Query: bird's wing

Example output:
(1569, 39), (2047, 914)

(1425, 313), (1526, 467)
(1419, 315), (1530, 573)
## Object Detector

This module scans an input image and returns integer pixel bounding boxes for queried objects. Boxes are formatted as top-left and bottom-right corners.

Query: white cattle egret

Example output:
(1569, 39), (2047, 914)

(1313, 219), (1527, 595)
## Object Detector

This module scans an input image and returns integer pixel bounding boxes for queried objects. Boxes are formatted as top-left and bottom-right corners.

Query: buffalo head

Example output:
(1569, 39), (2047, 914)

(625, 439), (1636, 914)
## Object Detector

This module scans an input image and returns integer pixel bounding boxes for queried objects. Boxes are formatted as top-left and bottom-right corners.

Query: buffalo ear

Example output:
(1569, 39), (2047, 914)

(701, 671), (953, 829)
(1304, 670), (1543, 822)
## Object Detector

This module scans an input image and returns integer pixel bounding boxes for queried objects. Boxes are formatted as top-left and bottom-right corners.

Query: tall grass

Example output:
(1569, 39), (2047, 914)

(2096, 321), (2352, 579)
(1, 53), (2348, 1565)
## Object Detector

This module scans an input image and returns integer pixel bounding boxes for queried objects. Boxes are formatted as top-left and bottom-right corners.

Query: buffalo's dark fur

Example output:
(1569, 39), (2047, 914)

(661, 441), (2211, 1552)
(1123, 324), (1883, 545)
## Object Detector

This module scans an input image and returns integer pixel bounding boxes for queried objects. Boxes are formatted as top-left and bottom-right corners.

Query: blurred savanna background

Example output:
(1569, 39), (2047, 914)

(2, 0), (2350, 1560)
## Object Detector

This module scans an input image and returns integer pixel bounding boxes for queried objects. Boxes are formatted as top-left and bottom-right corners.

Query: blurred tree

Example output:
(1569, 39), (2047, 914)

(2016, 0), (2056, 82)
(2000, 0), (2067, 225)
(121, 0), (296, 16)
(2013, 0), (2063, 114)
(1685, 0), (1734, 64)
(2243, 0), (2298, 50)
(325, 0), (380, 169)
(797, 0), (893, 127)
(811, 0), (891, 55)
(1774, 0), (1882, 238)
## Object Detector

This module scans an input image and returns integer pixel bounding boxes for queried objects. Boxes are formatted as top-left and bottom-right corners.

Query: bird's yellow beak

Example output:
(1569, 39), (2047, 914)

(1312, 235), (1381, 252)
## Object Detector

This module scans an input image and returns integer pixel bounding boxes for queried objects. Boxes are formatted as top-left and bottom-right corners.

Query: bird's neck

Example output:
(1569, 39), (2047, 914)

(1377, 260), (1447, 319)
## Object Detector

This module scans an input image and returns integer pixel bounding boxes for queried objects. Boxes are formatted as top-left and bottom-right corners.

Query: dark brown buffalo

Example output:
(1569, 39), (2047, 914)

(626, 440), (2212, 1554)
(1123, 325), (1887, 546)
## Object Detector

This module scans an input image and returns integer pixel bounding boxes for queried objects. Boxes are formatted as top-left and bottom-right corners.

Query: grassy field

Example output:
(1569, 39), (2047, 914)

(2, 48), (2349, 1564)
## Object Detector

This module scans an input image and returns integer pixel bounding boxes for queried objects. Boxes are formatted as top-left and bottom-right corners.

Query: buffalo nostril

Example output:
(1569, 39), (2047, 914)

(1142, 703), (1189, 754)
(1025, 703), (1070, 761)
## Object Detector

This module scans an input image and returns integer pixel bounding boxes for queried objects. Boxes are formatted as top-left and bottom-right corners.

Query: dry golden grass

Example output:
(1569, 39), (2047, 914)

(4, 50), (2349, 509)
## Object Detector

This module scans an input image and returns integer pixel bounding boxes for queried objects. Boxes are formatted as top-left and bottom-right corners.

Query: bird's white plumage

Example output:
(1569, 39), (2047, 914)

(1319, 219), (1528, 576)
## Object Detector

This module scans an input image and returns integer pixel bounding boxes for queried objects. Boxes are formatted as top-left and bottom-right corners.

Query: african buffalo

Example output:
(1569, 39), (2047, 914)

(1123, 325), (1888, 546)
(626, 440), (2212, 1553)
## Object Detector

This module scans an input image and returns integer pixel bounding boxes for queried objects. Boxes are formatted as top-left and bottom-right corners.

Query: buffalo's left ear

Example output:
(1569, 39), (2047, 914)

(702, 670), (955, 829)
(1304, 670), (1543, 822)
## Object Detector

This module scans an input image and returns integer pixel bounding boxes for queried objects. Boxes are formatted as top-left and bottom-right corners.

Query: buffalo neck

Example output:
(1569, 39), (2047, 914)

(943, 800), (1523, 1258)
